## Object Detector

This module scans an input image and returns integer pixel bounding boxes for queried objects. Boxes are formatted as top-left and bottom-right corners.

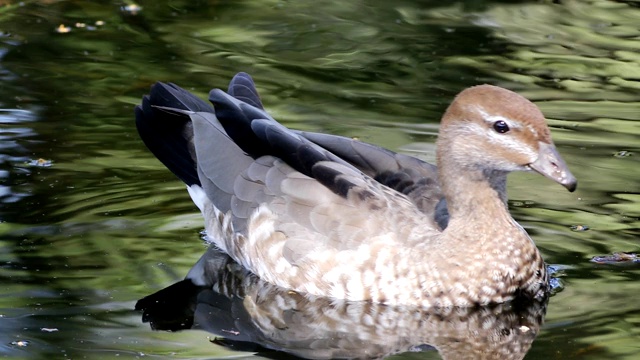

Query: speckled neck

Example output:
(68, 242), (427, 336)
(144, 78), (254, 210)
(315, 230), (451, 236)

(430, 131), (548, 305)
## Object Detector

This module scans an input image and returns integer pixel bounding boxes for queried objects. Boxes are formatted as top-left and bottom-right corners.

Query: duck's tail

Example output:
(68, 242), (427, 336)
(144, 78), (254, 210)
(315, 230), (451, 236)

(134, 82), (211, 186)
(134, 72), (266, 186)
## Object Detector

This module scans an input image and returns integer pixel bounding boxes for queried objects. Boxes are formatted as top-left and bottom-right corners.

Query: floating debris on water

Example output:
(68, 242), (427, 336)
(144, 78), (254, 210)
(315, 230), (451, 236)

(55, 24), (71, 33)
(591, 252), (640, 265)
(121, 4), (142, 15)
(26, 158), (53, 167)
(510, 200), (535, 208)
(40, 328), (59, 333)
(570, 224), (589, 232)
(613, 150), (632, 158)
(10, 340), (29, 347)
(547, 264), (571, 277)
(549, 277), (564, 294)
(55, 22), (103, 33)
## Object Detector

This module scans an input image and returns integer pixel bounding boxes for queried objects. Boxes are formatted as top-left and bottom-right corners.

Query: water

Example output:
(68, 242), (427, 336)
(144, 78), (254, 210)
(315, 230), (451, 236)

(0, 0), (639, 359)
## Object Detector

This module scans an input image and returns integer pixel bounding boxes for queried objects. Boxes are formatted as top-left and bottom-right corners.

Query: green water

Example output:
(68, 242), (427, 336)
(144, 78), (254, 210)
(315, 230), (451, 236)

(0, 0), (638, 359)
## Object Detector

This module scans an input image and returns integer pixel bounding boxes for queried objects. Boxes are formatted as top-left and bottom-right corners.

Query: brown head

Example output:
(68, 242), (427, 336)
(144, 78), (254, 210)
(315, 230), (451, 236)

(436, 85), (577, 192)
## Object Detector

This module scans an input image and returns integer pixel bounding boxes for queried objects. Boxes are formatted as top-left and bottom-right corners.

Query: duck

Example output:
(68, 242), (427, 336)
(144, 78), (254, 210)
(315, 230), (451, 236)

(135, 72), (577, 308)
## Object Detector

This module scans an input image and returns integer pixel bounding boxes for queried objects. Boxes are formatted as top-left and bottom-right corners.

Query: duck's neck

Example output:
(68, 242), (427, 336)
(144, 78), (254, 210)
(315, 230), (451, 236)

(437, 147), (512, 227)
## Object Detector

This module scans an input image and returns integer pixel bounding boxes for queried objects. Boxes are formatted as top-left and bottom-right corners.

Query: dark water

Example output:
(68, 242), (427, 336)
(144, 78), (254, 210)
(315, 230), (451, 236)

(0, 0), (639, 359)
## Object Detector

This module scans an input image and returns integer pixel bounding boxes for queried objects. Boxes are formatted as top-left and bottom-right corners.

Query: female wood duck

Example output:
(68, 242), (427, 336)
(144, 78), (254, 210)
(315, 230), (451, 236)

(135, 72), (576, 307)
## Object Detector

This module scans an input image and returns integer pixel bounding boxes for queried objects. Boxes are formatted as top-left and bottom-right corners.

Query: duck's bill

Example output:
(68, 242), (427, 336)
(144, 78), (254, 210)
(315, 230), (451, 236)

(528, 141), (577, 192)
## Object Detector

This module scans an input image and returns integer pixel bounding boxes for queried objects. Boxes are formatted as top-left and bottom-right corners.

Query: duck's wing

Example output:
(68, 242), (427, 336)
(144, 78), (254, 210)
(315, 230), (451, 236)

(206, 84), (437, 243)
(223, 73), (449, 229)
(136, 73), (440, 298)
(296, 131), (450, 230)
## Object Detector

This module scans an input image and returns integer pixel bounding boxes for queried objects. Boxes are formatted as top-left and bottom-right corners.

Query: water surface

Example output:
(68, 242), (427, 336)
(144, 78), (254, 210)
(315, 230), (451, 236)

(0, 0), (639, 359)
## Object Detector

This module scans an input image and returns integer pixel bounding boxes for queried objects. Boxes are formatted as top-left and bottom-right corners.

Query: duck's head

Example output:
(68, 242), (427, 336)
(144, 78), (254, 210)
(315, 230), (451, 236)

(437, 85), (577, 192)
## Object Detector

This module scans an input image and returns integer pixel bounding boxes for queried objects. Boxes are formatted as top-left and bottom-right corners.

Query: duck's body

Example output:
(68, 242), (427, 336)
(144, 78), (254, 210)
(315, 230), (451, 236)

(135, 73), (576, 307)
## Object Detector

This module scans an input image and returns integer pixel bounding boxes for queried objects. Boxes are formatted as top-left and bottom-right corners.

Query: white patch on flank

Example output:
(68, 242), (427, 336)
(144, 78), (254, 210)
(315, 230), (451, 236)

(247, 205), (275, 246)
(274, 257), (289, 274)
(187, 185), (207, 212)
(346, 275), (365, 300)
(323, 267), (343, 287)
(328, 283), (346, 300)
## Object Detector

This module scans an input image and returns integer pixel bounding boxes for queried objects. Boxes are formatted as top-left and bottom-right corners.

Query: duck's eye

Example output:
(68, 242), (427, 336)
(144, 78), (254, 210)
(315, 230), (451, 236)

(493, 120), (510, 134)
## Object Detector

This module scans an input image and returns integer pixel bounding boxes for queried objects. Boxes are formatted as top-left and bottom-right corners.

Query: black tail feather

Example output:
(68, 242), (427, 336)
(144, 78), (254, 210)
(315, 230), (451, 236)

(135, 82), (212, 186)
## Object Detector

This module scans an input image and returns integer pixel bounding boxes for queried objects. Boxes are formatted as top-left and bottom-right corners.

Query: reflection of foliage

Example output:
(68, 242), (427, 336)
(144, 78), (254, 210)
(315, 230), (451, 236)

(0, 0), (638, 358)
(0, 1), (24, 22)
(409, 1), (640, 100)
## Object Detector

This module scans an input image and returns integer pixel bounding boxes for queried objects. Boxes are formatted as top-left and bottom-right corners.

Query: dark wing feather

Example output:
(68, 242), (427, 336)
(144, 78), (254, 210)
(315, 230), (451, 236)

(297, 131), (450, 229)
(227, 72), (264, 109)
(210, 78), (363, 200)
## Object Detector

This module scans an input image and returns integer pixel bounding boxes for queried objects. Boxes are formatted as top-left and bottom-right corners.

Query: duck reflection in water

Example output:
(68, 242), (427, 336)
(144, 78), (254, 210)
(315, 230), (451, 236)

(136, 246), (547, 360)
